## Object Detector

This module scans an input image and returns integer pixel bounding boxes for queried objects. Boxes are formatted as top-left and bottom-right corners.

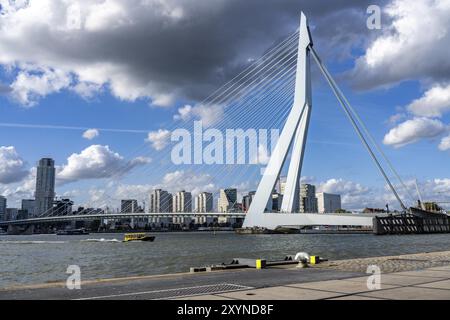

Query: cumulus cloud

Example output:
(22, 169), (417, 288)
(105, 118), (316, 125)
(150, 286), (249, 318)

(162, 170), (216, 195)
(83, 170), (216, 208)
(406, 83), (450, 118)
(0, 0), (375, 107)
(0, 146), (29, 184)
(82, 128), (99, 140)
(10, 67), (72, 106)
(383, 117), (447, 148)
(350, 0), (450, 90)
(174, 103), (224, 126)
(146, 129), (171, 150)
(439, 135), (450, 151)
(57, 145), (150, 183)
(315, 178), (388, 210)
(318, 178), (369, 195)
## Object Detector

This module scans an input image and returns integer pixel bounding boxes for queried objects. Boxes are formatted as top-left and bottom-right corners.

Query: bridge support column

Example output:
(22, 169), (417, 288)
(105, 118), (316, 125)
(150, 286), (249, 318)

(244, 12), (313, 228)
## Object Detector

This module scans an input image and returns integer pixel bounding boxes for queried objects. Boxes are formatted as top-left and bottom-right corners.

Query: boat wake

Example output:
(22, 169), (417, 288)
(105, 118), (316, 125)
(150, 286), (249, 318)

(81, 238), (121, 243)
(0, 240), (66, 244)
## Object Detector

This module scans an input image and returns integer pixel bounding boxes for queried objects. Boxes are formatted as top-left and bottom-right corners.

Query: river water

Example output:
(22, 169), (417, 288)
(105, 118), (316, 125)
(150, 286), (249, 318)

(1, 232), (449, 288)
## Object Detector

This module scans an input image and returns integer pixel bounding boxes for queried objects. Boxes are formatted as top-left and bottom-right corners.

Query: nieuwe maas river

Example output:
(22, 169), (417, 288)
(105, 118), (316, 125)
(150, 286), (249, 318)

(1, 232), (449, 288)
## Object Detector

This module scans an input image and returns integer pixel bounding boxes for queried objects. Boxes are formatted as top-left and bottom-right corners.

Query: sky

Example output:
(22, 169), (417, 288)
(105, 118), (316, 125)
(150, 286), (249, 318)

(0, 0), (450, 211)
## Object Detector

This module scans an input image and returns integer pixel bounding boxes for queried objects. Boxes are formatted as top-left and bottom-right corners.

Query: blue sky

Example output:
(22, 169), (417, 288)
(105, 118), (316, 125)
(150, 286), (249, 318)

(0, 0), (449, 210)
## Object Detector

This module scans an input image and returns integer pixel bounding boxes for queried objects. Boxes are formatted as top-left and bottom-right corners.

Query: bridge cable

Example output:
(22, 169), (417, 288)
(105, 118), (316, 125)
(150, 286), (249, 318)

(310, 47), (408, 212)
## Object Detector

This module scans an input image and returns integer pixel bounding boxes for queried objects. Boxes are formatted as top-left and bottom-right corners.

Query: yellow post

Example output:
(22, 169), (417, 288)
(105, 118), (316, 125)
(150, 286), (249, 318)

(310, 256), (316, 265)
(256, 259), (262, 269)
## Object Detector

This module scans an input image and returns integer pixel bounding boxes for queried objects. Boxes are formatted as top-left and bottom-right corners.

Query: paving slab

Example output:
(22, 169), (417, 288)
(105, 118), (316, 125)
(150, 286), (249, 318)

(414, 280), (450, 290)
(342, 274), (444, 286)
(173, 294), (234, 300)
(427, 266), (450, 272)
(219, 286), (343, 300)
(286, 279), (398, 294)
(327, 295), (385, 300)
(360, 287), (450, 300)
(393, 270), (450, 279)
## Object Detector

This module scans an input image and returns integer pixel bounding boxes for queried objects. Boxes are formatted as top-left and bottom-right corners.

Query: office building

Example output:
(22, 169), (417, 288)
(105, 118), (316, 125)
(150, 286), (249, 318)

(195, 192), (213, 213)
(6, 208), (18, 221)
(35, 158), (55, 216)
(218, 188), (237, 213)
(121, 199), (138, 213)
(242, 191), (256, 212)
(317, 192), (342, 213)
(173, 191), (192, 212)
(272, 193), (283, 212)
(299, 184), (318, 213)
(149, 189), (172, 213)
(21, 199), (37, 218)
(0, 196), (6, 221)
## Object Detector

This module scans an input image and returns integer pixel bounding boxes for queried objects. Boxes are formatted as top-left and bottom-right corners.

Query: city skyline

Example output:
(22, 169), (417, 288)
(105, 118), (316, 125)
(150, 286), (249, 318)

(0, 156), (347, 219)
(1, 0), (450, 212)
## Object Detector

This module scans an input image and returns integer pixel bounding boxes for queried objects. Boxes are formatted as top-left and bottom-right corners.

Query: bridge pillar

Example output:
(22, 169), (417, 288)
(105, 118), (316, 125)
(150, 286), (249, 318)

(7, 224), (19, 235)
(7, 224), (35, 235)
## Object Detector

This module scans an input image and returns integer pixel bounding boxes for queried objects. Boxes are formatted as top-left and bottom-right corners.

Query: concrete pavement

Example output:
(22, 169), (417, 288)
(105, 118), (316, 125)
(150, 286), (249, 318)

(2, 251), (450, 300)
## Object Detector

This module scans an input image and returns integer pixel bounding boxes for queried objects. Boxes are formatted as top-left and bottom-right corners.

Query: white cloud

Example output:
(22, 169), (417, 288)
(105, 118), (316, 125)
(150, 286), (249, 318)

(383, 117), (447, 148)
(317, 178), (368, 195)
(83, 171), (215, 209)
(1, 0), (330, 107)
(173, 105), (193, 121)
(162, 170), (215, 195)
(439, 135), (450, 151)
(0, 146), (29, 184)
(350, 0), (450, 89)
(146, 129), (171, 150)
(82, 128), (100, 140)
(10, 67), (72, 106)
(315, 178), (385, 210)
(407, 83), (450, 117)
(72, 82), (103, 99)
(57, 145), (150, 183)
(387, 113), (406, 125)
(174, 103), (224, 126)
(253, 144), (270, 165)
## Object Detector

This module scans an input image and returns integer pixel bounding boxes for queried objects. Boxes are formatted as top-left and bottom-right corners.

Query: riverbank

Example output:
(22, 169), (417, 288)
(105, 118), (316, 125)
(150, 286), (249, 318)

(1, 232), (450, 289)
(1, 250), (449, 300)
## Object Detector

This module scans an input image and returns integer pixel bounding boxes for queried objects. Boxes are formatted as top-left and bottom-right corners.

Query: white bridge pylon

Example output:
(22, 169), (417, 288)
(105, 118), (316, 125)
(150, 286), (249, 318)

(243, 12), (374, 229)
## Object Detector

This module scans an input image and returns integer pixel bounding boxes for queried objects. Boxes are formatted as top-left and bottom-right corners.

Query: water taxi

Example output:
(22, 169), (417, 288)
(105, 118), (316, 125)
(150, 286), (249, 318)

(123, 233), (155, 242)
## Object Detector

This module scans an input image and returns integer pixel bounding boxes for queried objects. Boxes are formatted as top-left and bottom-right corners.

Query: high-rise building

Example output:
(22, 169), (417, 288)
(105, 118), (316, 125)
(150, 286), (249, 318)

(6, 208), (18, 221)
(218, 188), (237, 213)
(242, 191), (256, 212)
(299, 184), (318, 213)
(173, 191), (192, 212)
(317, 192), (342, 213)
(271, 192), (283, 212)
(35, 158), (55, 216)
(121, 199), (138, 213)
(21, 199), (37, 218)
(195, 192), (213, 213)
(149, 189), (172, 213)
(0, 196), (6, 221)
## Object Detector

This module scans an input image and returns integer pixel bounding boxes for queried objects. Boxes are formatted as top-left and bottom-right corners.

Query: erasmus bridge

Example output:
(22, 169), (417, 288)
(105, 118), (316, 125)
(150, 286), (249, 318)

(1, 12), (407, 232)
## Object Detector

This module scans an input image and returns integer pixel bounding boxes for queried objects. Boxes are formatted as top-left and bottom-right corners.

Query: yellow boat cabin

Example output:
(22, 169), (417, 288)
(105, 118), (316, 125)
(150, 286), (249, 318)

(123, 233), (155, 242)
